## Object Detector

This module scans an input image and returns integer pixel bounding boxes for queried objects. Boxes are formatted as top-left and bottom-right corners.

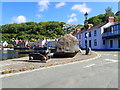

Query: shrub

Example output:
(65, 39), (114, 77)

(7, 44), (14, 47)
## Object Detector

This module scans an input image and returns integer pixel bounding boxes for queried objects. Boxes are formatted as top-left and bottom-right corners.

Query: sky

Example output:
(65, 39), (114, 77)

(2, 1), (118, 25)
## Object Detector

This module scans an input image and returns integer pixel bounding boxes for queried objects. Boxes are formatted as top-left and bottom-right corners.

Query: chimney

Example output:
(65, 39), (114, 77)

(76, 29), (81, 33)
(108, 16), (115, 23)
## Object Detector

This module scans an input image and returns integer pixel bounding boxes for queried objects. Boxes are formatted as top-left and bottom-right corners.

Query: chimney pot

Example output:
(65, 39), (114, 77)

(108, 16), (115, 23)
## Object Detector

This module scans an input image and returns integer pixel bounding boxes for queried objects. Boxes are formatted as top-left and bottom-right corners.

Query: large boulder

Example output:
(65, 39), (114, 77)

(56, 34), (80, 52)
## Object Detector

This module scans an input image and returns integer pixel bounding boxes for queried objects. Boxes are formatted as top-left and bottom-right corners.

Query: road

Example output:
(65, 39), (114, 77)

(1, 51), (119, 88)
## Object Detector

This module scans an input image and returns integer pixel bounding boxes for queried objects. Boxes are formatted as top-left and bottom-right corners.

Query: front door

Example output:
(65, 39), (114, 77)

(110, 40), (113, 48)
(89, 40), (91, 48)
(118, 39), (120, 48)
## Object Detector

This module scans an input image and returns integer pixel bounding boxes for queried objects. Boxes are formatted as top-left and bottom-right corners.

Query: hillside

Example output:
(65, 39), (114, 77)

(1, 21), (67, 42)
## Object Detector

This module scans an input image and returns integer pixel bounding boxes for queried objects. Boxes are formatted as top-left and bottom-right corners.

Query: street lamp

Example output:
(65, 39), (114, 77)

(84, 12), (89, 55)
(84, 12), (88, 20)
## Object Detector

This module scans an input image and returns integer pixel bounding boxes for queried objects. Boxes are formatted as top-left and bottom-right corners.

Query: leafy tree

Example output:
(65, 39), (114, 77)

(88, 7), (119, 26)
(1, 21), (67, 42)
(105, 7), (112, 13)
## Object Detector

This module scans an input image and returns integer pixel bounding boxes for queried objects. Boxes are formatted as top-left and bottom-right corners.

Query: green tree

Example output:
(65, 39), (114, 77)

(2, 21), (67, 42)
(105, 7), (112, 13)
(88, 7), (119, 26)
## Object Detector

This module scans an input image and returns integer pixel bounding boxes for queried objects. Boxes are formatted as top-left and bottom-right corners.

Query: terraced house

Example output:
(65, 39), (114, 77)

(74, 16), (120, 50)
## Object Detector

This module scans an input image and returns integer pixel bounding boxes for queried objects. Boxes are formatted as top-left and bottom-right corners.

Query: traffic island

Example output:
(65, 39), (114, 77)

(1, 51), (99, 75)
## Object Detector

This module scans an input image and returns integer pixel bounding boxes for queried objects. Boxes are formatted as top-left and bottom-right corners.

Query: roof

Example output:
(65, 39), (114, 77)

(72, 21), (119, 34)
(85, 21), (120, 32)
(81, 22), (107, 33)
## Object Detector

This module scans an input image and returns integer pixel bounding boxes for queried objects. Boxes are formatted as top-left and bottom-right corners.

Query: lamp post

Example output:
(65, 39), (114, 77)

(84, 12), (89, 55)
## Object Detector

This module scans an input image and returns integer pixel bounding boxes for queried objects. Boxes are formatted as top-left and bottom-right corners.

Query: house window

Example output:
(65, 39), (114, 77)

(85, 40), (87, 46)
(110, 40), (113, 48)
(94, 30), (97, 36)
(89, 40), (91, 47)
(104, 28), (107, 33)
(115, 25), (118, 31)
(79, 34), (81, 39)
(89, 31), (91, 37)
(77, 35), (79, 39)
(119, 25), (120, 31)
(85, 33), (87, 38)
(103, 40), (105, 45)
(118, 40), (120, 48)
(94, 39), (97, 46)
(113, 25), (116, 31)
(110, 26), (114, 33)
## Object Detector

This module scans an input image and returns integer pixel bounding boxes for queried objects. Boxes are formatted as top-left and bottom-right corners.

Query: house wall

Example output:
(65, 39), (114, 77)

(105, 39), (120, 50)
(73, 33), (81, 48)
(99, 27), (106, 49)
(81, 28), (103, 49)
(91, 28), (101, 49)
(81, 32), (85, 49)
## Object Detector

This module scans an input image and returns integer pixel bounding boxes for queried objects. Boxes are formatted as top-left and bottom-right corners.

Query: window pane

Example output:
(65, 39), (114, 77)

(110, 40), (113, 48)
(118, 40), (120, 48)
(103, 40), (105, 45)
(89, 31), (91, 37)
(94, 30), (96, 36)
(94, 39), (97, 46)
(85, 40), (87, 46)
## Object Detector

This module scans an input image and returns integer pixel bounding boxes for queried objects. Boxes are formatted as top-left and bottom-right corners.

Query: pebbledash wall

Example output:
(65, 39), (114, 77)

(73, 32), (81, 48)
(74, 17), (120, 50)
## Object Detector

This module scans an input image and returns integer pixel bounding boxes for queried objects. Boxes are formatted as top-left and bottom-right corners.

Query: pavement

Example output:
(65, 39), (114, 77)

(1, 51), (119, 88)
(0, 51), (97, 75)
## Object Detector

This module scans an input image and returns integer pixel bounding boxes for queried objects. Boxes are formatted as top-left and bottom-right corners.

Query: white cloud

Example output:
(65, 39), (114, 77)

(36, 14), (42, 18)
(71, 3), (91, 13)
(68, 17), (78, 23)
(11, 15), (27, 23)
(69, 13), (77, 17)
(38, 0), (49, 12)
(55, 2), (66, 8)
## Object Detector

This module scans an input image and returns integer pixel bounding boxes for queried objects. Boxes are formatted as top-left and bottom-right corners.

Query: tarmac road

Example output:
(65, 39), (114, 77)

(1, 51), (119, 88)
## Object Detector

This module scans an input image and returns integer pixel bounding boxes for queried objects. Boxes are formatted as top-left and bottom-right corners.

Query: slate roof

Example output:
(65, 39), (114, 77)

(81, 22), (107, 33)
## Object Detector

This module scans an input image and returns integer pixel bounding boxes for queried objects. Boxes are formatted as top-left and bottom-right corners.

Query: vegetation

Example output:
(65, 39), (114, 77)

(1, 21), (67, 43)
(7, 44), (14, 47)
(88, 7), (120, 26)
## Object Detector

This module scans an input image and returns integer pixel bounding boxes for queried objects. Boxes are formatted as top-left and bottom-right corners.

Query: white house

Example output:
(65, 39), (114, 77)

(28, 39), (58, 48)
(32, 39), (46, 47)
(75, 16), (120, 50)
(46, 39), (58, 48)
(2, 41), (8, 47)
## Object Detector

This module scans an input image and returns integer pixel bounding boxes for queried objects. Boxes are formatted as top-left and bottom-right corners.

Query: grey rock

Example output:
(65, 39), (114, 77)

(56, 34), (80, 52)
